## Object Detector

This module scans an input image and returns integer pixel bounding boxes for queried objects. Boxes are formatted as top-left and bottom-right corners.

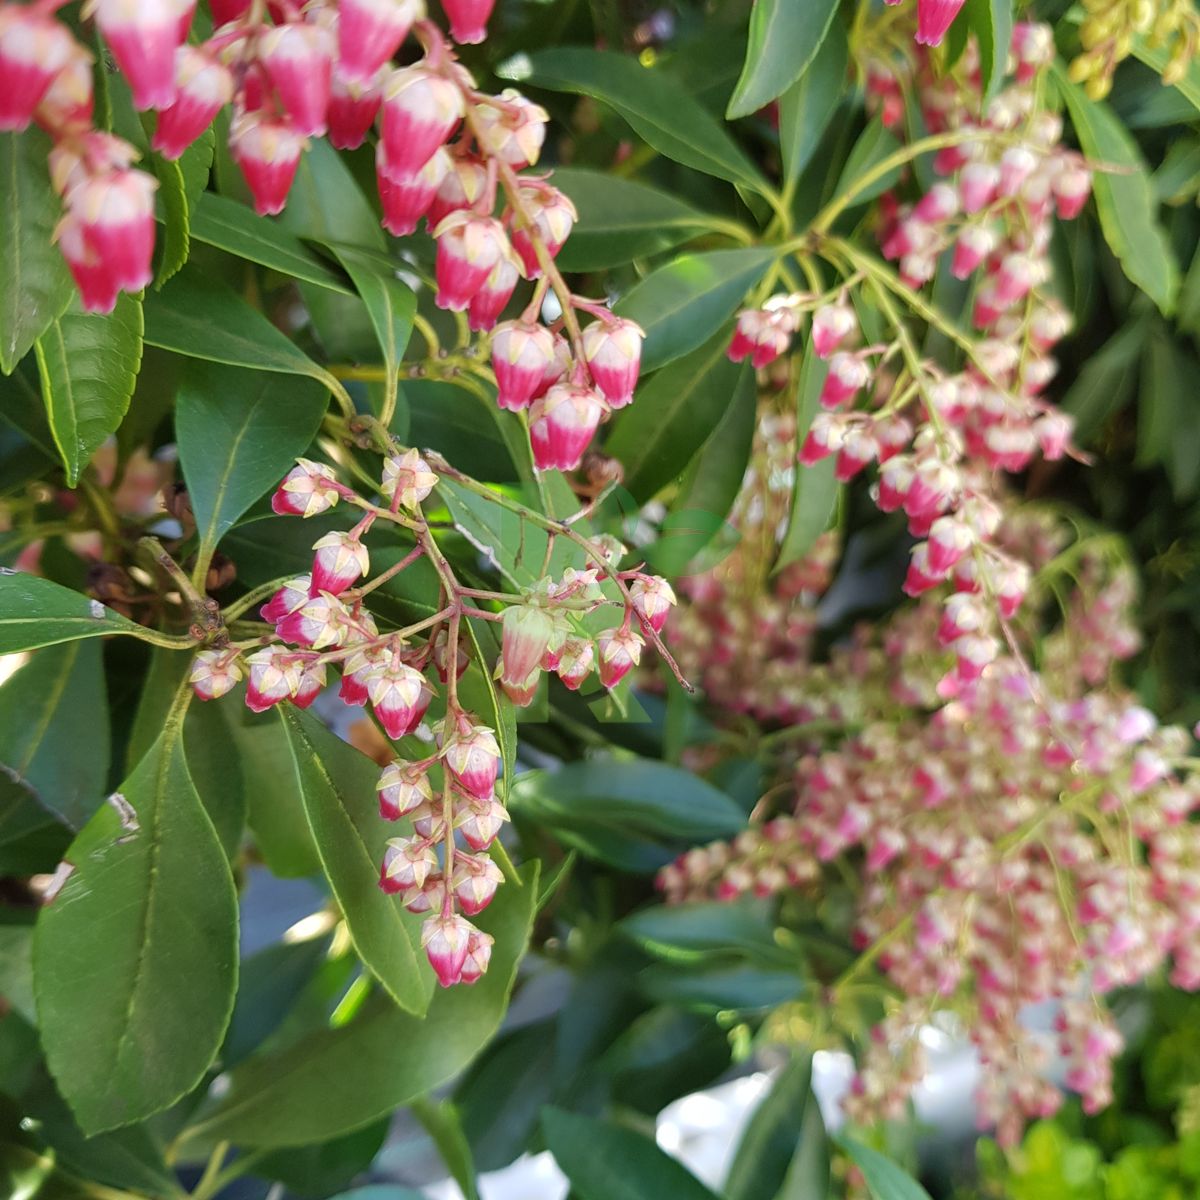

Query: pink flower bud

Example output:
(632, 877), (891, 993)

(556, 636), (594, 690)
(410, 799), (447, 840)
(277, 591), (353, 649)
(596, 626), (643, 689)
(94, 0), (186, 110)
(473, 90), (548, 167)
(1034, 411), (1073, 461)
(951, 633), (996, 683)
(874, 453), (913, 511)
(630, 576), (676, 634)
(381, 448), (437, 508)
(432, 628), (469, 682)
(422, 914), (473, 986)
(433, 212), (509, 311)
(428, 154), (488, 227)
(926, 515), (974, 573)
(272, 458), (340, 517)
(377, 142), (449, 235)
(992, 558), (1029, 618)
(291, 659), (327, 709)
(1053, 163), (1092, 220)
(190, 649), (243, 700)
(582, 317), (644, 408)
(452, 854), (503, 915)
(820, 352), (871, 410)
(992, 252), (1041, 305)
(728, 308), (796, 368)
(327, 65), (384, 150)
(531, 333), (572, 397)
(529, 382), (606, 472)
(904, 457), (957, 519)
(811, 303), (857, 359)
(65, 166), (158, 301)
(34, 40), (95, 134)
(959, 162), (999, 213)
(441, 0), (495, 43)
(509, 186), (577, 278)
(229, 109), (306, 215)
(456, 795), (508, 850)
(501, 604), (555, 684)
(311, 531), (368, 595)
(444, 724), (501, 798)
(982, 422), (1037, 472)
(1012, 21), (1054, 80)
(370, 658), (433, 739)
(835, 426), (879, 481)
(913, 182), (959, 223)
(245, 648), (301, 712)
(937, 591), (989, 645)
(152, 46), (233, 158)
(0, 6), (75, 131)
(380, 835), (437, 893)
(915, 0), (966, 46)
(972, 282), (1004, 330)
(340, 644), (386, 706)
(259, 22), (333, 137)
(261, 574), (312, 624)
(799, 412), (846, 466)
(952, 223), (996, 279)
(403, 873), (446, 914)
(501, 667), (541, 707)
(902, 542), (949, 596)
(380, 64), (463, 174)
(55, 214), (113, 316)
(337, 0), (423, 86)
(467, 254), (520, 332)
(874, 415), (913, 462)
(458, 928), (494, 984)
(491, 320), (557, 411)
(998, 146), (1038, 197)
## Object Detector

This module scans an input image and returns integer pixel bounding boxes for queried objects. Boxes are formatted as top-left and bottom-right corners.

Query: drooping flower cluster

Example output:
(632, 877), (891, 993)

(730, 20), (1088, 701)
(0, 0), (644, 470)
(189, 449), (675, 984)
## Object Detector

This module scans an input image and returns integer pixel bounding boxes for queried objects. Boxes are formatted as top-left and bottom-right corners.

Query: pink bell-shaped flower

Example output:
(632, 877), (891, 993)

(529, 383), (606, 472)
(189, 650), (243, 701)
(441, 0), (495, 44)
(377, 760), (434, 821)
(509, 186), (577, 278)
(472, 90), (548, 167)
(272, 459), (340, 517)
(380, 63), (464, 173)
(819, 352), (870, 410)
(432, 213), (509, 311)
(377, 143), (449, 236)
(260, 574), (312, 625)
(811, 303), (857, 359)
(443, 723), (501, 799)
(310, 531), (369, 595)
(582, 317), (644, 409)
(339, 644), (386, 706)
(596, 626), (643, 689)
(259, 21), (333, 137)
(556, 636), (594, 691)
(467, 256), (520, 332)
(380, 836), (437, 894)
(229, 109), (306, 216)
(327, 65), (385, 150)
(369, 658), (433, 740)
(422, 914), (473, 986)
(152, 46), (234, 159)
(0, 6), (75, 131)
(338, 0), (424, 86)
(94, 0), (187, 111)
(915, 0), (966, 46)
(458, 928), (494, 984)
(452, 854), (503, 916)
(629, 576), (676, 634)
(64, 166), (158, 304)
(428, 154), (488, 227)
(491, 320), (558, 411)
(245, 648), (301, 713)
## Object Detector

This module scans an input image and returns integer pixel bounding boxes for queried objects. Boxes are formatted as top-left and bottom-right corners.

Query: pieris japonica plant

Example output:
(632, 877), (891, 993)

(0, 0), (1196, 1194)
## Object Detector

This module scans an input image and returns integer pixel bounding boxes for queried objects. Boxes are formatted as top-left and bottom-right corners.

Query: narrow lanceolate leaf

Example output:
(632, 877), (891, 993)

(1057, 74), (1179, 316)
(332, 245), (416, 386)
(778, 22), (849, 190)
(35, 294), (144, 487)
(542, 1108), (722, 1200)
(153, 128), (216, 285)
(726, 0), (841, 119)
(0, 641), (110, 831)
(778, 349), (837, 569)
(605, 331), (748, 503)
(506, 48), (769, 193)
(614, 247), (775, 373)
(278, 708), (432, 1016)
(182, 863), (540, 1148)
(33, 717), (239, 1134)
(176, 361), (328, 557)
(0, 573), (143, 653)
(964, 0), (1012, 102)
(0, 130), (75, 374)
(836, 1138), (933, 1200)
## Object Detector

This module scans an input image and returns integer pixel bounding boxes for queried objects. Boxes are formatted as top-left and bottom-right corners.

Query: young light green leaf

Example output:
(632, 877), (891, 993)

(176, 361), (328, 557)
(277, 707), (432, 1016)
(542, 1107), (722, 1200)
(614, 247), (775, 373)
(726, 0), (841, 119)
(0, 641), (110, 831)
(779, 23), (849, 190)
(0, 573), (143, 653)
(836, 1137), (933, 1200)
(1058, 74), (1179, 315)
(505, 47), (768, 192)
(35, 294), (144, 487)
(552, 168), (715, 271)
(191, 193), (351, 292)
(1132, 36), (1200, 112)
(34, 719), (239, 1135)
(181, 863), (540, 1148)
(605, 331), (749, 503)
(0, 130), (75, 374)
(964, 0), (1013, 102)
(777, 350), (837, 569)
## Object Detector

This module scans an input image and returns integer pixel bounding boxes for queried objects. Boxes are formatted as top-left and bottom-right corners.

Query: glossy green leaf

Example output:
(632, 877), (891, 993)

(144, 266), (339, 383)
(333, 244), (416, 386)
(153, 129), (215, 285)
(278, 707), (432, 1015)
(35, 294), (144, 487)
(182, 862), (540, 1148)
(621, 898), (776, 960)
(1138, 326), (1200, 500)
(191, 193), (350, 292)
(413, 1099), (480, 1200)
(778, 350), (837, 569)
(639, 962), (803, 1010)
(727, 0), (840, 119)
(615, 247), (775, 373)
(834, 121), (904, 208)
(182, 696), (248, 861)
(508, 48), (768, 192)
(542, 1107), (722, 1200)
(779, 23), (849, 190)
(606, 331), (749, 502)
(1058, 75), (1179, 315)
(724, 1054), (821, 1200)
(964, 0), (1012, 102)
(0, 641), (109, 831)
(1061, 315), (1148, 441)
(0, 130), (75, 374)
(1132, 36), (1200, 112)
(552, 168), (714, 271)
(276, 138), (385, 251)
(836, 1137), (933, 1200)
(0, 775), (70, 875)
(777, 1094), (829, 1200)
(0, 573), (142, 653)
(176, 361), (328, 557)
(34, 716), (239, 1134)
